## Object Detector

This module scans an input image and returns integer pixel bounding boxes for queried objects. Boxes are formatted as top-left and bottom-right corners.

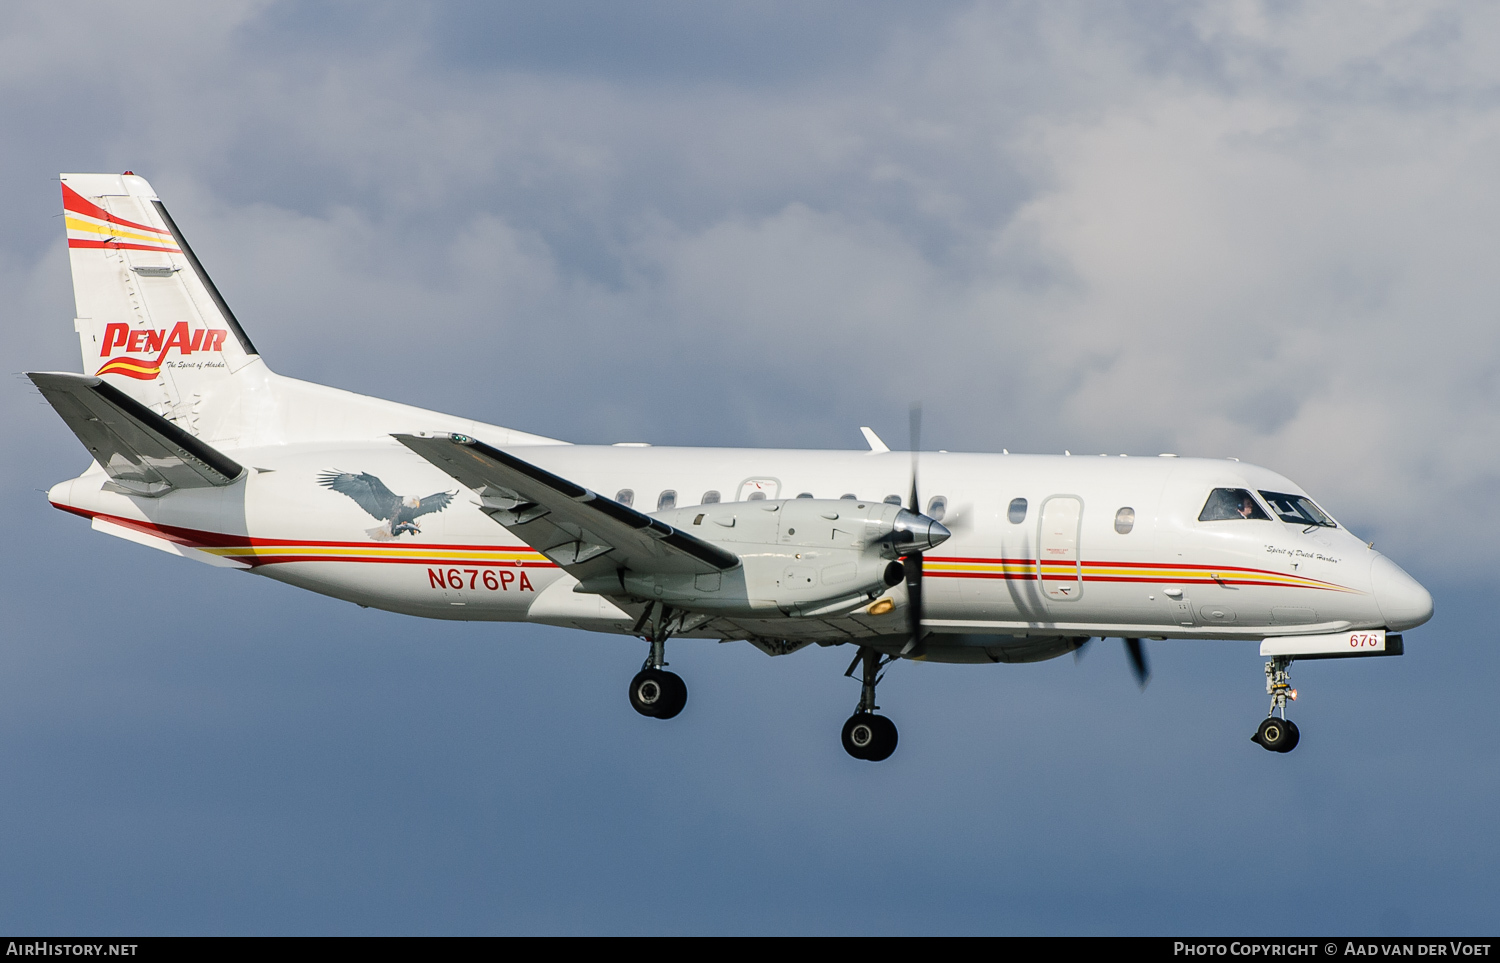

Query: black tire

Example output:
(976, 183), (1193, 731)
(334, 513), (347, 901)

(842, 713), (898, 762)
(1276, 718), (1300, 753)
(865, 714), (899, 762)
(1253, 716), (1295, 752)
(655, 671), (687, 720)
(629, 669), (668, 717)
(841, 714), (874, 759)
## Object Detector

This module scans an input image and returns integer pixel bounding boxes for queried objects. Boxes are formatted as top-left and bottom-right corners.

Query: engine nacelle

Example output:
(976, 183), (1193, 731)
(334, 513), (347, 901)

(575, 497), (949, 617)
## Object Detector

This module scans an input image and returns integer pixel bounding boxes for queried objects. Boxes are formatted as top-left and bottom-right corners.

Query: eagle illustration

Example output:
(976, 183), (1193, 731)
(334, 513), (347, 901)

(317, 470), (456, 540)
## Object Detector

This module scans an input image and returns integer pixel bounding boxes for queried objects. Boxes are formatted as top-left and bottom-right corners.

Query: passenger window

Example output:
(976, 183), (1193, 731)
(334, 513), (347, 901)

(1008, 497), (1028, 524)
(701, 490), (721, 504)
(747, 491), (767, 501)
(1199, 488), (1269, 521)
(1114, 507), (1135, 534)
(925, 496), (947, 521)
(884, 495), (903, 505)
(658, 490), (676, 511)
(796, 492), (814, 498)
(615, 489), (634, 507)
(1259, 491), (1336, 529)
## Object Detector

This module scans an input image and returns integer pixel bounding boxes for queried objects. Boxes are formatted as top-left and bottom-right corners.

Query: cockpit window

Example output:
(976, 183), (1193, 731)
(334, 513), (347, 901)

(1198, 488), (1270, 521)
(1259, 491), (1336, 529)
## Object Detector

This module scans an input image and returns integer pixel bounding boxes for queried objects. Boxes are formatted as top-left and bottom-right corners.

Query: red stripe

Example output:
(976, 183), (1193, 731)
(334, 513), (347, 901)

(57, 505), (1349, 591)
(927, 555), (1332, 582)
(68, 239), (178, 252)
(241, 555), (551, 567)
(54, 505), (560, 570)
(926, 570), (1344, 591)
(927, 555), (1036, 565)
(928, 554), (1294, 573)
(62, 183), (171, 235)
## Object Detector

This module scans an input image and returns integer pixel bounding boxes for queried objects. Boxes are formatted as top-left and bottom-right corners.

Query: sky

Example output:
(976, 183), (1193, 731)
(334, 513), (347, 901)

(2, 0), (1497, 935)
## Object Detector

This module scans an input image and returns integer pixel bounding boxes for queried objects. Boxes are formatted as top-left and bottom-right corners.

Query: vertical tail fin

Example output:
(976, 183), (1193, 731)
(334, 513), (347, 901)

(51, 172), (569, 451)
(62, 172), (263, 423)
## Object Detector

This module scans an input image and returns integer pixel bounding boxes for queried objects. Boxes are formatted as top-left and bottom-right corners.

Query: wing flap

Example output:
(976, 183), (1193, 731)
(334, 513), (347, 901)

(394, 433), (739, 579)
(29, 371), (244, 496)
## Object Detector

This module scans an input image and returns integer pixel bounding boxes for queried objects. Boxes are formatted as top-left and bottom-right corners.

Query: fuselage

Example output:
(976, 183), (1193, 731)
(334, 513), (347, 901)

(48, 436), (1434, 662)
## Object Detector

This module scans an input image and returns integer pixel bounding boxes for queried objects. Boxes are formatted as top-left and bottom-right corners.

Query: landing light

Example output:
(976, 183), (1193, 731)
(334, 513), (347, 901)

(1289, 689), (1298, 701)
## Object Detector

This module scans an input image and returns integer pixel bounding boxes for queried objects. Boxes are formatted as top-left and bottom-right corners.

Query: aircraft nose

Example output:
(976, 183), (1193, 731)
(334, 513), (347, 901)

(1370, 554), (1434, 631)
(892, 509), (952, 553)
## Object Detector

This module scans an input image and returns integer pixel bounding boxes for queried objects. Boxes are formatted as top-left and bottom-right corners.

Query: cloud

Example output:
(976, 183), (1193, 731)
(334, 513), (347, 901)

(7, 1), (1500, 573)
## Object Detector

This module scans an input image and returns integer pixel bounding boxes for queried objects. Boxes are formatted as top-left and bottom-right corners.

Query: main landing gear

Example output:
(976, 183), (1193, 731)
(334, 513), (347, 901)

(1251, 656), (1300, 753)
(628, 604), (687, 720)
(841, 646), (898, 762)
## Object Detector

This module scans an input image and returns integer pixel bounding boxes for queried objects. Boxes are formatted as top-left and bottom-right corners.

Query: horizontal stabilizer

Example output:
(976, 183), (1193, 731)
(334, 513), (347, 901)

(29, 371), (245, 496)
(394, 432), (739, 582)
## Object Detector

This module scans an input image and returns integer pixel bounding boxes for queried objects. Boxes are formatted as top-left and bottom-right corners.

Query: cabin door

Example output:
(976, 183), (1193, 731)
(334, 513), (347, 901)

(1037, 495), (1084, 602)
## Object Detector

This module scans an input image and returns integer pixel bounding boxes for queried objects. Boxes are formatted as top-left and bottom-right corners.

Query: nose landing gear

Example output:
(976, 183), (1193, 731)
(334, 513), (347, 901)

(1252, 656), (1300, 753)
(841, 646), (898, 761)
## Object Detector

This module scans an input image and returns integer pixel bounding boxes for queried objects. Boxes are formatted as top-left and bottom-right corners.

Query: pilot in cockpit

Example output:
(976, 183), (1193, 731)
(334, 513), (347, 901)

(1199, 488), (1270, 521)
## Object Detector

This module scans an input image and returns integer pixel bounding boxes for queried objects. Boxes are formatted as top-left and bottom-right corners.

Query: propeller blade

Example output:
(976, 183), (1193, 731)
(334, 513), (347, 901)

(1074, 636), (1094, 664)
(1123, 637), (1150, 689)
(909, 402), (921, 514)
(901, 403), (923, 657)
(901, 552), (923, 657)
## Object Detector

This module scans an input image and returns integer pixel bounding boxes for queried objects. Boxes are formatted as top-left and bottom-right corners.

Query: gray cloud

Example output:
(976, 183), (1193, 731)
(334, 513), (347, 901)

(3, 2), (1498, 931)
(9, 3), (1500, 561)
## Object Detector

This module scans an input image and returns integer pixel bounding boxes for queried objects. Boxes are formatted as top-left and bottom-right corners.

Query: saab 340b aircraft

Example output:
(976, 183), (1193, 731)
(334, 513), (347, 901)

(30, 172), (1434, 761)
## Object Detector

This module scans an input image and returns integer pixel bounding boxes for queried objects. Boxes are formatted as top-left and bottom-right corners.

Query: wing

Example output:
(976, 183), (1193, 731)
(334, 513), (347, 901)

(393, 433), (739, 584)
(317, 470), (401, 520)
(411, 491), (456, 518)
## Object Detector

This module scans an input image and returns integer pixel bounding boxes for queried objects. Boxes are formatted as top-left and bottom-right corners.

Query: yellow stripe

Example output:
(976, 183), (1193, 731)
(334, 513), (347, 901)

(201, 544), (547, 562)
(926, 560), (1360, 594)
(65, 216), (178, 247)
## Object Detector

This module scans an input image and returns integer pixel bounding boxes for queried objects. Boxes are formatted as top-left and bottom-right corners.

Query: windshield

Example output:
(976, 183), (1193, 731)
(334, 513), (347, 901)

(1198, 488), (1270, 521)
(1259, 491), (1336, 529)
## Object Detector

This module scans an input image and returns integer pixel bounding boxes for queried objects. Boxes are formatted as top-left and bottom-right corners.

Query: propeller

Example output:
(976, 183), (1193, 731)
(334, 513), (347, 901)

(900, 404), (924, 657)
(1123, 637), (1150, 689)
(1074, 637), (1150, 690)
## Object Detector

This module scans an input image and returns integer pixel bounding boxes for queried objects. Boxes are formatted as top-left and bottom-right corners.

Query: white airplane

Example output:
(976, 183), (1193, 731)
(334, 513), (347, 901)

(31, 172), (1433, 761)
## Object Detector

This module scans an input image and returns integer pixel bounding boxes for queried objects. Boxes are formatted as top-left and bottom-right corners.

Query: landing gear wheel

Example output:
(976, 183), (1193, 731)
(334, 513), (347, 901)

(842, 713), (898, 762)
(656, 671), (687, 720)
(629, 668), (687, 719)
(1275, 718), (1299, 752)
(1253, 716), (1300, 753)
